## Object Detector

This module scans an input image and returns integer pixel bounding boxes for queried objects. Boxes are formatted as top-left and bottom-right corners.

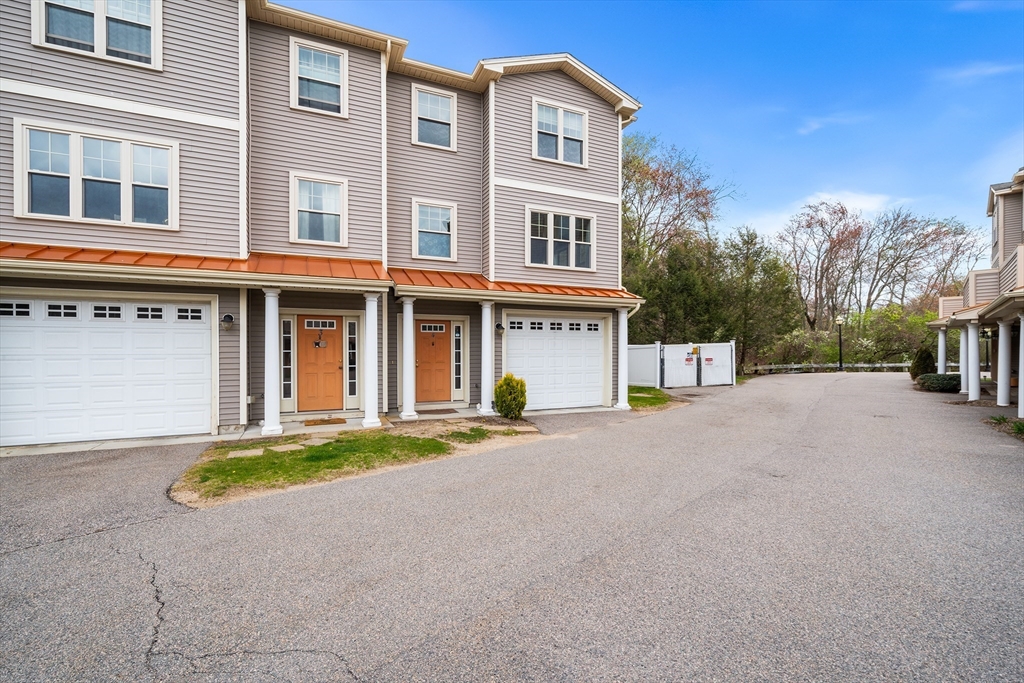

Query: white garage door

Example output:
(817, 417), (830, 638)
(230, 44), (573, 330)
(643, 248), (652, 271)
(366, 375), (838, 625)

(504, 314), (606, 410)
(0, 297), (213, 447)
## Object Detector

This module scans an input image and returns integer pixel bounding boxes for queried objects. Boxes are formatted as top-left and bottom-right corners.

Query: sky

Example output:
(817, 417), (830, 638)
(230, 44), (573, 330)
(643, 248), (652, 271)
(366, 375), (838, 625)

(281, 0), (1024, 236)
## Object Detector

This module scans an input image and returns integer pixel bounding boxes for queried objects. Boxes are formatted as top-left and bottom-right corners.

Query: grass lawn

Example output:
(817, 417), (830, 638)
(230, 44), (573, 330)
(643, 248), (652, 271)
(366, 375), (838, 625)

(183, 431), (452, 498)
(628, 385), (672, 409)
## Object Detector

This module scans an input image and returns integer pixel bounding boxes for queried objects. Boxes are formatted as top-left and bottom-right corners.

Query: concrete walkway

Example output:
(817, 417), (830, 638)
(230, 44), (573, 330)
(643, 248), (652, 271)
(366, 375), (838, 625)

(1, 373), (1021, 681)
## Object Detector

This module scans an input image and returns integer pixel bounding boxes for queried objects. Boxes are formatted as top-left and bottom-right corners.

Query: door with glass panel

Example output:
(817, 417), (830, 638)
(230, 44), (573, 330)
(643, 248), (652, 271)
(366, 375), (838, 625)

(283, 315), (360, 413)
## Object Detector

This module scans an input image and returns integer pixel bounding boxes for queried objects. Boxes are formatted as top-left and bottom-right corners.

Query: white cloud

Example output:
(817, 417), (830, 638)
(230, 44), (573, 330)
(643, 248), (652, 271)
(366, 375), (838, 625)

(728, 191), (908, 237)
(797, 113), (870, 135)
(933, 61), (1023, 84)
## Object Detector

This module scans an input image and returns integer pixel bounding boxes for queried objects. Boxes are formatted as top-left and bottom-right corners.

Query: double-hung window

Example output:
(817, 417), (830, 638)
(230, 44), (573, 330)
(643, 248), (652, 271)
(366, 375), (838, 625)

(34, 0), (161, 68)
(412, 84), (457, 150)
(413, 199), (457, 260)
(290, 37), (348, 117)
(16, 119), (177, 229)
(527, 209), (594, 270)
(533, 99), (588, 166)
(290, 172), (348, 246)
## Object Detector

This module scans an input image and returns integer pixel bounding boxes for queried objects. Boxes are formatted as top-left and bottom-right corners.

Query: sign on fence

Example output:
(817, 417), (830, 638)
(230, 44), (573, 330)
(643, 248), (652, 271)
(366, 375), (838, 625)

(628, 341), (736, 388)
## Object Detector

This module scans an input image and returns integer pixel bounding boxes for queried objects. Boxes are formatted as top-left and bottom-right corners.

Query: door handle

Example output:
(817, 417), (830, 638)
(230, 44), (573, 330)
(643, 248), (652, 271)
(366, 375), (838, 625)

(416, 360), (419, 367)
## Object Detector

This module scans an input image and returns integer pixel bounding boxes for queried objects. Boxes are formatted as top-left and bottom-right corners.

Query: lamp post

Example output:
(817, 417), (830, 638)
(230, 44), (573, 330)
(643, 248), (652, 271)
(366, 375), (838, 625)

(836, 316), (845, 372)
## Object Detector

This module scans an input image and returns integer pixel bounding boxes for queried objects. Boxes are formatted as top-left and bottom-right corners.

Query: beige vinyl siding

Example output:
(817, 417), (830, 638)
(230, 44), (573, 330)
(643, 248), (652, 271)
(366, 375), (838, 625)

(492, 70), (619, 196)
(1003, 193), (1023, 260)
(3, 278), (242, 425)
(246, 289), (383, 422)
(248, 22), (382, 260)
(482, 88), (491, 278)
(0, 95), (241, 257)
(492, 302), (620, 406)
(0, 0), (240, 119)
(385, 294), (482, 411)
(999, 248), (1018, 294)
(492, 184), (620, 288)
(385, 74), (483, 272)
(975, 270), (1001, 303)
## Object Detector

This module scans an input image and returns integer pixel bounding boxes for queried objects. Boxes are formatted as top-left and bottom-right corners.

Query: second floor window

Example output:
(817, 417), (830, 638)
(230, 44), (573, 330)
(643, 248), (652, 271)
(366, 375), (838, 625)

(413, 85), (456, 150)
(414, 200), (456, 260)
(528, 210), (594, 270)
(17, 120), (176, 229)
(534, 100), (587, 166)
(290, 172), (348, 246)
(291, 38), (348, 117)
(37, 0), (159, 68)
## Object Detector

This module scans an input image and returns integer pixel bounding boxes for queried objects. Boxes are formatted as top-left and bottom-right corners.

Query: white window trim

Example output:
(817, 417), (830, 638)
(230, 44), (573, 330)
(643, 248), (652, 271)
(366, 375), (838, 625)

(411, 82), (458, 152)
(531, 96), (589, 168)
(13, 117), (180, 231)
(288, 170), (350, 248)
(411, 197), (458, 262)
(523, 205), (597, 272)
(30, 0), (164, 71)
(289, 36), (349, 119)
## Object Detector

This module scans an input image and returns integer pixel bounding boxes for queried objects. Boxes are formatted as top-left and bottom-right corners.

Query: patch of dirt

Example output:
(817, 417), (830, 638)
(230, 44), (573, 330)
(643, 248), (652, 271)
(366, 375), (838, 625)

(944, 399), (1003, 407)
(631, 401), (688, 415)
(983, 418), (1024, 443)
(170, 418), (551, 509)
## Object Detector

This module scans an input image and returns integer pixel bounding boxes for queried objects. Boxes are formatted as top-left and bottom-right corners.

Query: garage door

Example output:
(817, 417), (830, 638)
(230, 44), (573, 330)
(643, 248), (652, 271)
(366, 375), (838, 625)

(504, 314), (605, 410)
(0, 297), (213, 447)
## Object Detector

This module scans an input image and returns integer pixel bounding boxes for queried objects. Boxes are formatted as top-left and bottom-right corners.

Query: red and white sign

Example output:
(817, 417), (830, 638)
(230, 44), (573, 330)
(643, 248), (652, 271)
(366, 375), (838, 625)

(685, 358), (694, 365)
(705, 357), (713, 364)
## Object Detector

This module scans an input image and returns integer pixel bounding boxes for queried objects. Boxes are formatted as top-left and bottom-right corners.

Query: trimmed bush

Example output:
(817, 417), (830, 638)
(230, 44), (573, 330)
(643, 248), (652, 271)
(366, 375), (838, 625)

(917, 373), (961, 393)
(909, 347), (937, 380)
(494, 373), (527, 420)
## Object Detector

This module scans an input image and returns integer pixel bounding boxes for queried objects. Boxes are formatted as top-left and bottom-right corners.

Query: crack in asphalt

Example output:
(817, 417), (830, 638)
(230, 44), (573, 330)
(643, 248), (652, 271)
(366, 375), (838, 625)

(0, 509), (197, 558)
(142, 552), (166, 676)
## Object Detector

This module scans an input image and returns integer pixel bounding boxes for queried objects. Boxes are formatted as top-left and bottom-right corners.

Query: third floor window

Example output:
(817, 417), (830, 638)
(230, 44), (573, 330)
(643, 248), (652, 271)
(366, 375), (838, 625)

(290, 37), (348, 118)
(35, 0), (161, 68)
(413, 84), (457, 151)
(534, 100), (587, 167)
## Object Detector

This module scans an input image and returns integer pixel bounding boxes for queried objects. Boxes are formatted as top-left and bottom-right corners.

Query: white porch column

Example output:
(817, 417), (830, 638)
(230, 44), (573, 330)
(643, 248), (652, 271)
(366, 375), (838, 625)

(478, 301), (496, 416)
(959, 331), (968, 394)
(400, 298), (418, 420)
(362, 293), (381, 428)
(937, 328), (947, 374)
(1019, 313), (1023, 419)
(615, 307), (630, 410)
(997, 320), (1012, 407)
(261, 288), (283, 436)
(967, 322), (981, 402)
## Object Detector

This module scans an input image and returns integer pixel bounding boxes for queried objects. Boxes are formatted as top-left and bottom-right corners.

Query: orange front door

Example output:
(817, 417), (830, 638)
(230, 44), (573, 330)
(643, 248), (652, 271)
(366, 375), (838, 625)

(416, 320), (451, 403)
(297, 316), (344, 412)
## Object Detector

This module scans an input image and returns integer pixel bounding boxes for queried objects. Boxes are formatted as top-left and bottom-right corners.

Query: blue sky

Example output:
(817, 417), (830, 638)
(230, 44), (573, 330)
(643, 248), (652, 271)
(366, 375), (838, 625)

(282, 0), (1024, 236)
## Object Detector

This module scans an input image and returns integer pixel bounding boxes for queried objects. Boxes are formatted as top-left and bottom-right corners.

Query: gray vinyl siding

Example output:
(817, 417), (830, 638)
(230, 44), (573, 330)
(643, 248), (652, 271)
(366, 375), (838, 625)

(482, 88), (491, 278)
(248, 22), (383, 260)
(492, 70), (619, 197)
(0, 0), (240, 119)
(385, 294), (482, 411)
(492, 303), (620, 407)
(975, 271), (1001, 303)
(999, 249), (1018, 294)
(2, 278), (242, 426)
(386, 74), (484, 272)
(1003, 193), (1023, 260)
(492, 184), (620, 288)
(0, 95), (241, 257)
(247, 289), (383, 422)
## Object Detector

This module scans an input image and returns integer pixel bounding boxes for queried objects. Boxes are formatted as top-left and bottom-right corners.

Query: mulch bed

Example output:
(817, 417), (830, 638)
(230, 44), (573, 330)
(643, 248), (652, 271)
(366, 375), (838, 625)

(982, 418), (1024, 443)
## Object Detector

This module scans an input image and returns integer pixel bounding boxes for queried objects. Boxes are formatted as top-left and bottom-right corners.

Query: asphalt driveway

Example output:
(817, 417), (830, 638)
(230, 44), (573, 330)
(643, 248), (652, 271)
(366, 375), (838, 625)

(2, 374), (1022, 681)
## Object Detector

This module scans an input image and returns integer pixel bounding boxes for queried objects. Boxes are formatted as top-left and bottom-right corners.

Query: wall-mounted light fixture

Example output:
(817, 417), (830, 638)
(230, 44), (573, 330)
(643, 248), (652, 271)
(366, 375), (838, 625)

(495, 322), (505, 333)
(220, 313), (235, 331)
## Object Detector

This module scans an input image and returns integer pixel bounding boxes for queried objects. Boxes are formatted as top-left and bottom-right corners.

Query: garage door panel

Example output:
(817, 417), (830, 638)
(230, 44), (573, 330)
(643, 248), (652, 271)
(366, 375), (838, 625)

(0, 298), (213, 446)
(505, 314), (606, 411)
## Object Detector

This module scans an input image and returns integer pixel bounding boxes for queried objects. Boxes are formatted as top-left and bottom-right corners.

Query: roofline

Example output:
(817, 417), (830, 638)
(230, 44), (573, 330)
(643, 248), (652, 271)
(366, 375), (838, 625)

(392, 284), (644, 308)
(248, 1), (641, 117)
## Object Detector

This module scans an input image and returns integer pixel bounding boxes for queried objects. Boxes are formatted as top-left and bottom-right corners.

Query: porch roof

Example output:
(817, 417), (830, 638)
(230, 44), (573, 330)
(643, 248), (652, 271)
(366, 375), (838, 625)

(0, 242), (391, 291)
(388, 267), (643, 307)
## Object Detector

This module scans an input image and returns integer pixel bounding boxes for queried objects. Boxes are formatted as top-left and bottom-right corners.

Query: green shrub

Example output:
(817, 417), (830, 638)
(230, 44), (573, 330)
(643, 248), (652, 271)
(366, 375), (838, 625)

(916, 373), (961, 392)
(1013, 421), (1024, 436)
(991, 415), (1009, 424)
(909, 347), (937, 380)
(494, 373), (527, 420)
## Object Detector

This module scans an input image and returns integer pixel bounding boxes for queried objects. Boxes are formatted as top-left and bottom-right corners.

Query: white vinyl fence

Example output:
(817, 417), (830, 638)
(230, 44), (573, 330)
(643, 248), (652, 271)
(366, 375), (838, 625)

(628, 341), (736, 389)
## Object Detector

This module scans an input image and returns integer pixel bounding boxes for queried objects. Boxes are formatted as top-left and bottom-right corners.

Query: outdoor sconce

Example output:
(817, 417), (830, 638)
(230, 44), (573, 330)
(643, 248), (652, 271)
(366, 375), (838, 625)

(220, 313), (234, 331)
(495, 322), (505, 333)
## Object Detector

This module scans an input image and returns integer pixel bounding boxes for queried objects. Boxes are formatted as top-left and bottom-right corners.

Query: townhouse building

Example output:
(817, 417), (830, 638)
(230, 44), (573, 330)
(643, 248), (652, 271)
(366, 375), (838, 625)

(932, 166), (1023, 417)
(0, 0), (643, 447)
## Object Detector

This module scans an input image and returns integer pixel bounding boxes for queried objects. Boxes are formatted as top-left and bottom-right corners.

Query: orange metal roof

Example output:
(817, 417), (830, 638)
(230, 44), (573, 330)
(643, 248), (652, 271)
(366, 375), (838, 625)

(0, 242), (390, 281)
(388, 267), (641, 299)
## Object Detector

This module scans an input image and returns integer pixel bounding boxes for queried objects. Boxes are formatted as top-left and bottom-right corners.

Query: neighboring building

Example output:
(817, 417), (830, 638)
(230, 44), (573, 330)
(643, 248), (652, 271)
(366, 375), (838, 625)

(932, 167), (1024, 417)
(0, 0), (643, 447)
